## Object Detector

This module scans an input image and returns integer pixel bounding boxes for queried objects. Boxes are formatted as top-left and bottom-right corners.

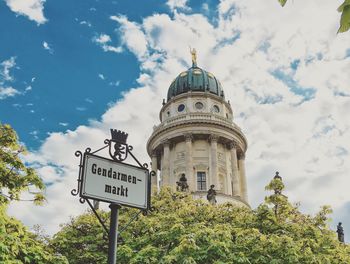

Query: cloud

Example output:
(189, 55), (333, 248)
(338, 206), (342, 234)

(98, 73), (105, 80)
(166, 0), (190, 12)
(93, 34), (123, 53)
(0, 57), (20, 100)
(1, 57), (16, 82)
(4, 0), (47, 24)
(110, 15), (148, 60)
(0, 86), (20, 99)
(42, 41), (54, 54)
(79, 21), (92, 27)
(8, 0), (350, 242)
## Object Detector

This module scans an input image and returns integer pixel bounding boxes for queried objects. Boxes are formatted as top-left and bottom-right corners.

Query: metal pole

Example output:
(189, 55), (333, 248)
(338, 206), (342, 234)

(108, 203), (120, 264)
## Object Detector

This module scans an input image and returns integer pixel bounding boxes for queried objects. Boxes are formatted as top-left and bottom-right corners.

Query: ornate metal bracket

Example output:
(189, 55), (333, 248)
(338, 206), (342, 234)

(72, 128), (151, 235)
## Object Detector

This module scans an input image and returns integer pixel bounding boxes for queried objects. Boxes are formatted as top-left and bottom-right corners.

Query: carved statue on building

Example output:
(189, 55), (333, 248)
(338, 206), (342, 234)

(189, 47), (197, 66)
(176, 173), (189, 192)
(337, 222), (345, 243)
(207, 185), (217, 205)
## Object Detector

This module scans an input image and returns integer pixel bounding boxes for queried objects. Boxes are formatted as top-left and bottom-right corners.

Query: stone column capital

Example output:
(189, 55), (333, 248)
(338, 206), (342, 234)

(161, 139), (170, 147)
(228, 141), (238, 150)
(238, 152), (245, 160)
(184, 133), (193, 142)
(209, 134), (219, 142)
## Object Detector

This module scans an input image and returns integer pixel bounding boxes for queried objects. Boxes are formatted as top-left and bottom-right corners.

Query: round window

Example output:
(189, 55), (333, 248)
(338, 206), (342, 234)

(195, 102), (204, 110)
(213, 105), (220, 113)
(178, 104), (185, 112)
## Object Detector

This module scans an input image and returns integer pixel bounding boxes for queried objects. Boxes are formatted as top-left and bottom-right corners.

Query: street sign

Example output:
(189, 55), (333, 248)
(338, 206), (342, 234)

(81, 153), (150, 210)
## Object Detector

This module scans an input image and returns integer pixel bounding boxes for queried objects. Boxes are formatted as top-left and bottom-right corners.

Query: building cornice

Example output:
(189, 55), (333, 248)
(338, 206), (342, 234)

(147, 117), (248, 156)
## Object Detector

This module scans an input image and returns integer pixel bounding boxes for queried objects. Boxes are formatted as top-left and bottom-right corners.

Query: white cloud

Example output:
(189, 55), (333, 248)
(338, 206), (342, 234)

(0, 86), (20, 99)
(42, 41), (54, 54)
(98, 73), (105, 80)
(95, 34), (111, 44)
(166, 0), (190, 12)
(8, 0), (350, 242)
(79, 21), (92, 27)
(59, 122), (68, 127)
(0, 57), (20, 99)
(1, 57), (16, 82)
(4, 0), (47, 24)
(110, 15), (148, 59)
(93, 34), (123, 53)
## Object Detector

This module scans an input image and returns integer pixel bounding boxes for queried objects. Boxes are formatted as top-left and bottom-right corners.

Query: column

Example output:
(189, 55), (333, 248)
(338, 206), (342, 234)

(184, 133), (194, 191)
(151, 152), (158, 188)
(229, 142), (241, 197)
(161, 140), (170, 186)
(209, 134), (219, 190)
(238, 153), (248, 202)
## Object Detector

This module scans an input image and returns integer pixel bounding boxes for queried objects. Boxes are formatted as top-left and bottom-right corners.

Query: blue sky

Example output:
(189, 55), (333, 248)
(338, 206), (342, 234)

(0, 0), (165, 149)
(1, 0), (350, 242)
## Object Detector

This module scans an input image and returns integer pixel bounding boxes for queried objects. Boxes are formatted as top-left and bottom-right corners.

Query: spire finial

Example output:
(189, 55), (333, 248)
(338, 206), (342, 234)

(189, 46), (197, 67)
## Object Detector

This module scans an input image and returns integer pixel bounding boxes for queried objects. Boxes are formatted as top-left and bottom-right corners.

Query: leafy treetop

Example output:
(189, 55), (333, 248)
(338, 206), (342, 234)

(0, 123), (45, 205)
(52, 183), (350, 264)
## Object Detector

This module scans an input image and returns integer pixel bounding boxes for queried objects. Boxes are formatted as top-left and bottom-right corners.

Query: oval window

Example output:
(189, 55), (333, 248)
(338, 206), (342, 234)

(195, 102), (204, 110)
(213, 105), (220, 113)
(178, 104), (185, 112)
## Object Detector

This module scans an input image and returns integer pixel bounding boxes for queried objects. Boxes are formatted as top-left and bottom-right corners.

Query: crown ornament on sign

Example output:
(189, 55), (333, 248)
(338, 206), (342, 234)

(110, 129), (128, 144)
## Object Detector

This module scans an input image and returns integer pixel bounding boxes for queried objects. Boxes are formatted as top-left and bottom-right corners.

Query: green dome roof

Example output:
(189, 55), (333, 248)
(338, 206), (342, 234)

(167, 65), (225, 101)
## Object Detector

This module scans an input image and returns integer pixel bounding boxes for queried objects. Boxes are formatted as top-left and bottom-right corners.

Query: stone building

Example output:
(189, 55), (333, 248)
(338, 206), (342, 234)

(147, 51), (249, 207)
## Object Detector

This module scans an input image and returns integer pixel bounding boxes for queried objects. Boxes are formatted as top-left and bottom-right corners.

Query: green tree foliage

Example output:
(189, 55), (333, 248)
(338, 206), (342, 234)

(337, 0), (350, 33)
(51, 212), (110, 264)
(278, 0), (350, 33)
(0, 123), (45, 205)
(52, 185), (350, 264)
(0, 124), (66, 263)
(0, 205), (68, 263)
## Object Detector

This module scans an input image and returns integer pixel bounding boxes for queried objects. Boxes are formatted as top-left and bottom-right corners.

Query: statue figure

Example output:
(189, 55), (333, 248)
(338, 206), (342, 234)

(337, 222), (345, 243)
(207, 185), (217, 205)
(273, 171), (282, 195)
(176, 173), (189, 192)
(189, 47), (197, 66)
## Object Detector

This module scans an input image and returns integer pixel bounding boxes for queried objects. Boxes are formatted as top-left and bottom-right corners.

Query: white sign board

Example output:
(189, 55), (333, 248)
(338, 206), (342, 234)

(81, 153), (149, 209)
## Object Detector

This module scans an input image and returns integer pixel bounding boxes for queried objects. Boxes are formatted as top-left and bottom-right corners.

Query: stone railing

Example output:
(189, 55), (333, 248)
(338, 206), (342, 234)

(153, 113), (241, 131)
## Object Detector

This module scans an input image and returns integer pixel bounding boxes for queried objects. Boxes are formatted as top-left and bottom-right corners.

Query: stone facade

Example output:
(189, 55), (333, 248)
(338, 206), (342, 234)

(147, 65), (249, 207)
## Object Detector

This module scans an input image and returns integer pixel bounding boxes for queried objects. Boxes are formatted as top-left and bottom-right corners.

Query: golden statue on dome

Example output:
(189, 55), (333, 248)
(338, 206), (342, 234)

(190, 47), (197, 67)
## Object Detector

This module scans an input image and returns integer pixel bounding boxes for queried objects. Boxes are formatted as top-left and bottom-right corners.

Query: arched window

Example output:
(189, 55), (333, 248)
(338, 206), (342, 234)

(197, 172), (206, 191)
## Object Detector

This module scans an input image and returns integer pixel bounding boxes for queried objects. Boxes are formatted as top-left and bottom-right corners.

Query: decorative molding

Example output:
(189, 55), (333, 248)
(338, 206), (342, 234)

(238, 152), (245, 160)
(193, 163), (208, 171)
(161, 139), (170, 147)
(184, 133), (193, 142)
(228, 141), (238, 150)
(209, 134), (219, 142)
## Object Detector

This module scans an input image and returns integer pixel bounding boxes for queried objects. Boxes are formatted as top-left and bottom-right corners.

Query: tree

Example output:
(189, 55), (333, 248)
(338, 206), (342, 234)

(0, 206), (68, 263)
(278, 0), (350, 33)
(0, 123), (45, 204)
(0, 123), (67, 263)
(52, 185), (350, 263)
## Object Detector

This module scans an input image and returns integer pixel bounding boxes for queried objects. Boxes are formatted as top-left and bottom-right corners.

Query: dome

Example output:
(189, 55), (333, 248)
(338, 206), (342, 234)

(167, 65), (225, 101)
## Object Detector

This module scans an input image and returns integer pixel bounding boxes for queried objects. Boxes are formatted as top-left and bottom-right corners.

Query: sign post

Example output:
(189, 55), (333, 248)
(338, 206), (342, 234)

(108, 203), (120, 264)
(71, 129), (151, 263)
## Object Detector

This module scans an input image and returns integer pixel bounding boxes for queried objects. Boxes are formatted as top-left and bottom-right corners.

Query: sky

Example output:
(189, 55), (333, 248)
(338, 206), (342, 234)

(1, 0), (350, 242)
